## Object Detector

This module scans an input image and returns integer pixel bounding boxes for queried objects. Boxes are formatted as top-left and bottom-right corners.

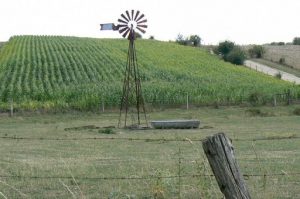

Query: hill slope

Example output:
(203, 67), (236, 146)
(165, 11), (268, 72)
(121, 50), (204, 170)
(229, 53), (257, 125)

(0, 36), (298, 110)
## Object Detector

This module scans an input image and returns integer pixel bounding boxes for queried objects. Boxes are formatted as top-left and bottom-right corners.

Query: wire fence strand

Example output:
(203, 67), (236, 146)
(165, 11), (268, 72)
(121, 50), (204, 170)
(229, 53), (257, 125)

(1, 135), (300, 142)
(1, 172), (300, 181)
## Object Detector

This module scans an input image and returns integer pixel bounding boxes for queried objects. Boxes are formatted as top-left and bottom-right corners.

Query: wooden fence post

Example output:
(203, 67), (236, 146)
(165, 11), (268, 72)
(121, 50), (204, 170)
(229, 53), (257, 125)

(202, 133), (251, 199)
(287, 89), (291, 105)
(102, 100), (105, 112)
(186, 93), (189, 110)
(273, 95), (277, 107)
(10, 99), (14, 117)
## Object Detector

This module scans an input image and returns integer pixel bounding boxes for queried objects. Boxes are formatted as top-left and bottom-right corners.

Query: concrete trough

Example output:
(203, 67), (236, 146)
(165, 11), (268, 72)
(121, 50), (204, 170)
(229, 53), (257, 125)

(150, 120), (200, 129)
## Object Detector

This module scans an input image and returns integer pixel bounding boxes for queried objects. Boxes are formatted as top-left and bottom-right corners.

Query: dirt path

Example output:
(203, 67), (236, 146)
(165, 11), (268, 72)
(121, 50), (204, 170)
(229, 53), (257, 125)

(244, 60), (300, 85)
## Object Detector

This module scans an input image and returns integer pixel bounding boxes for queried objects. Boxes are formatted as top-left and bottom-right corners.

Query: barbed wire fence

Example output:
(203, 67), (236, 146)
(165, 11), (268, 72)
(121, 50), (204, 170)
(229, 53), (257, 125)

(1, 134), (300, 198)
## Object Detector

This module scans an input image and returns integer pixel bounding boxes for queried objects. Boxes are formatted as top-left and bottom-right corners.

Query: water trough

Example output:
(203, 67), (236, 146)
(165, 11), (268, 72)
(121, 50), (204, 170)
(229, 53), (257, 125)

(150, 120), (200, 129)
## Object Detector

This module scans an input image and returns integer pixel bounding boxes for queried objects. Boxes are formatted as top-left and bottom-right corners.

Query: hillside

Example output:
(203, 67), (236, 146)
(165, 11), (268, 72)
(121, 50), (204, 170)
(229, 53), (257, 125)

(0, 35), (298, 110)
(264, 45), (300, 70)
(0, 42), (6, 49)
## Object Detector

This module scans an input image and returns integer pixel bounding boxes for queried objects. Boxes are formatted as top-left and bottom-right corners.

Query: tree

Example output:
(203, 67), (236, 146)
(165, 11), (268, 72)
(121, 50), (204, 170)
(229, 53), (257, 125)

(176, 34), (202, 46)
(293, 37), (300, 45)
(189, 35), (202, 46)
(217, 41), (235, 57)
(248, 45), (265, 58)
(149, 35), (155, 40)
(216, 40), (245, 65)
(176, 34), (188, 45)
(225, 47), (246, 65)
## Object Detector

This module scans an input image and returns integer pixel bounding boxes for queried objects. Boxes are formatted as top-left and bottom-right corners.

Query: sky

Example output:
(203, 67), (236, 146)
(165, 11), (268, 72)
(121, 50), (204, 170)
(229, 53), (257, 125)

(0, 0), (299, 44)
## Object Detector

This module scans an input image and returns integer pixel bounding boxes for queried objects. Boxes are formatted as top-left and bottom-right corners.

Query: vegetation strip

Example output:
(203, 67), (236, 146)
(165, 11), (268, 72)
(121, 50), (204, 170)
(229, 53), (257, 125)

(1, 172), (298, 181)
(1, 135), (300, 142)
(0, 35), (298, 110)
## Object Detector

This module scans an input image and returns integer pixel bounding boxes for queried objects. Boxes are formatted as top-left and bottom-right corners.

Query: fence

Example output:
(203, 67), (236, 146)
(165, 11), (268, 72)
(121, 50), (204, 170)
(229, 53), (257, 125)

(2, 90), (300, 115)
(1, 132), (300, 198)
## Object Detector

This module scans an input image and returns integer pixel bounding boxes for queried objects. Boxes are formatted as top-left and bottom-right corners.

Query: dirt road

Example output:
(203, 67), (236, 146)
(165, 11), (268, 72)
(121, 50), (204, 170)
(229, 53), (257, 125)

(244, 60), (300, 85)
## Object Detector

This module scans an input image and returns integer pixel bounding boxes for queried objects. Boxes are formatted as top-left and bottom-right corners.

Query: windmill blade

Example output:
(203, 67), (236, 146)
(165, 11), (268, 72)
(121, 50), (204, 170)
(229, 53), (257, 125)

(122, 29), (130, 38)
(131, 10), (135, 20)
(136, 14), (145, 22)
(118, 18), (128, 24)
(117, 24), (128, 28)
(125, 10), (131, 21)
(137, 24), (148, 29)
(121, 14), (129, 22)
(136, 26), (146, 34)
(119, 27), (129, 34)
(137, 19), (147, 24)
(134, 10), (140, 21)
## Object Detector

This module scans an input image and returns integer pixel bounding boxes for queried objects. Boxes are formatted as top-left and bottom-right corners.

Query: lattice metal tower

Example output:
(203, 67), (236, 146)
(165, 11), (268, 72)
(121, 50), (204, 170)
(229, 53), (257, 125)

(100, 10), (148, 128)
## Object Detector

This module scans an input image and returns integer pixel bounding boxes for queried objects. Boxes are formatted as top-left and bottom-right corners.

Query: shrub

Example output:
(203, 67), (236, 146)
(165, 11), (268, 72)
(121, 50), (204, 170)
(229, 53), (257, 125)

(293, 37), (300, 45)
(98, 128), (115, 134)
(279, 57), (285, 64)
(217, 40), (235, 56)
(270, 42), (285, 45)
(275, 72), (282, 79)
(176, 34), (188, 45)
(189, 35), (202, 46)
(245, 108), (272, 117)
(293, 108), (300, 115)
(248, 45), (265, 58)
(176, 34), (202, 46)
(245, 108), (262, 116)
(248, 92), (264, 105)
(224, 47), (246, 65)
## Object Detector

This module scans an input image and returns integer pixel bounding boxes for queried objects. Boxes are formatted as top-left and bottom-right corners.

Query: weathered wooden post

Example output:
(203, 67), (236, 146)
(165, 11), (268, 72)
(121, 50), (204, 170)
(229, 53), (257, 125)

(10, 99), (14, 117)
(186, 93), (189, 110)
(287, 89), (291, 105)
(102, 99), (105, 112)
(202, 133), (251, 199)
(273, 95), (277, 107)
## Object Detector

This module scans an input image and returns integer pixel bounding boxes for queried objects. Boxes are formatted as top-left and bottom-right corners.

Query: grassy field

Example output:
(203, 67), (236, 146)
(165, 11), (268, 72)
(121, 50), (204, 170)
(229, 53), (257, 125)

(0, 36), (299, 110)
(0, 105), (300, 198)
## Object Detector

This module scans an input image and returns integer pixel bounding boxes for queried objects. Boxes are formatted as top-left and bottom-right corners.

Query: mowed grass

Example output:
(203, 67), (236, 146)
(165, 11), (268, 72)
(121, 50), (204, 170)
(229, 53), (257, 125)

(0, 106), (300, 198)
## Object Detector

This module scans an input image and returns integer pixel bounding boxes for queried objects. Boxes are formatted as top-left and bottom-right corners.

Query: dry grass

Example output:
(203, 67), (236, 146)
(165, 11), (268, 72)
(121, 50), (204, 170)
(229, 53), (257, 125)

(0, 106), (299, 198)
(264, 45), (300, 70)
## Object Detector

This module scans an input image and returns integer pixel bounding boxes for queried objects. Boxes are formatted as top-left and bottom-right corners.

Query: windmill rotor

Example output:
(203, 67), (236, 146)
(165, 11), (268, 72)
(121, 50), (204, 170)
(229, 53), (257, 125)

(117, 10), (147, 39)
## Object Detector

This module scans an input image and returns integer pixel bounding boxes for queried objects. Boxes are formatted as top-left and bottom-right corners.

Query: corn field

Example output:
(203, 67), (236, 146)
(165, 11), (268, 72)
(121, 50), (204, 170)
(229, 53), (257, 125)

(0, 35), (298, 110)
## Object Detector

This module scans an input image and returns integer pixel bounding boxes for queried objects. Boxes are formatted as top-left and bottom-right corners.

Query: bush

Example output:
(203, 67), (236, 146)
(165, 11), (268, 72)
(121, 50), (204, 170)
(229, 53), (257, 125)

(279, 57), (285, 64)
(245, 108), (262, 116)
(176, 34), (188, 45)
(248, 92), (264, 105)
(217, 40), (235, 56)
(176, 34), (202, 46)
(248, 45), (265, 58)
(224, 47), (246, 65)
(275, 72), (282, 79)
(98, 128), (115, 134)
(189, 35), (202, 46)
(245, 108), (272, 117)
(270, 42), (285, 45)
(216, 41), (245, 65)
(293, 37), (300, 45)
(293, 108), (300, 115)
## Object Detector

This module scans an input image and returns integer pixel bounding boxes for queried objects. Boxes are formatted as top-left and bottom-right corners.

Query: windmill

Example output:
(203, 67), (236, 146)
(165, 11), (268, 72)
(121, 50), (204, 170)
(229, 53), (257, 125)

(100, 10), (148, 128)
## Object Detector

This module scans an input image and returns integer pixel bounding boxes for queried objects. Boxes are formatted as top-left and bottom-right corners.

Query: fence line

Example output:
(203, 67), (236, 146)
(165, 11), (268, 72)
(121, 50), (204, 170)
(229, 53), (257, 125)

(1, 135), (300, 142)
(1, 172), (300, 181)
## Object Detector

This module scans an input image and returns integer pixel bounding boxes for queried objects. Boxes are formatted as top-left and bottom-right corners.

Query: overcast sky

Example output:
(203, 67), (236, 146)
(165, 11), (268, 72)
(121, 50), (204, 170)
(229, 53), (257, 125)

(0, 0), (299, 44)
